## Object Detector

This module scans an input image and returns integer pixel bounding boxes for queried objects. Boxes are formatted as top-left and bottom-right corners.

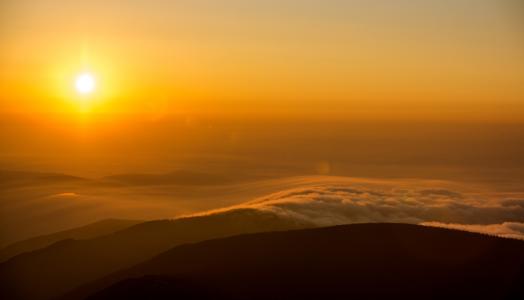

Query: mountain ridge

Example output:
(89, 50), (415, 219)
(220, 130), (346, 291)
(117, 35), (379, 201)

(69, 223), (524, 300)
(0, 219), (142, 263)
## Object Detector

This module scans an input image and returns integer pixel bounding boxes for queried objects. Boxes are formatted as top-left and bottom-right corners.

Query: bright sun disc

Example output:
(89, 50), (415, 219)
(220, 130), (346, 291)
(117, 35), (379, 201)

(75, 73), (96, 94)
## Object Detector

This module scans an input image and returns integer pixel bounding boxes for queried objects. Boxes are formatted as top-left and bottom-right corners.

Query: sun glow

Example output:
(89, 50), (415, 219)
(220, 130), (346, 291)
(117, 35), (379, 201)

(75, 73), (96, 95)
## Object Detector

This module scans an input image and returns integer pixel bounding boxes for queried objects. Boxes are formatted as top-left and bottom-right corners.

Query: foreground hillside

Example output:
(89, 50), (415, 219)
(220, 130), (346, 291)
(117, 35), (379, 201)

(70, 223), (524, 300)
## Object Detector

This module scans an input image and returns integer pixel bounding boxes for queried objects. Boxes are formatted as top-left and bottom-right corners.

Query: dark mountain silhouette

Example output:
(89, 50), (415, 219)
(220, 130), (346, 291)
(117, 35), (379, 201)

(0, 209), (309, 300)
(0, 219), (142, 263)
(70, 224), (524, 300)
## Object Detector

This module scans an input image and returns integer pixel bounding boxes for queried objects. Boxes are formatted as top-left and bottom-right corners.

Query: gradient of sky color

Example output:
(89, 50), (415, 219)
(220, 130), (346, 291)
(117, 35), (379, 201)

(1, 0), (523, 120)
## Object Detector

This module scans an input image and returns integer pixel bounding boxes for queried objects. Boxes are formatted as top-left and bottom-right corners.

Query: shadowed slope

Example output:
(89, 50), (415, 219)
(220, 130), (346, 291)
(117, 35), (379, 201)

(0, 209), (309, 300)
(0, 219), (142, 263)
(78, 224), (524, 300)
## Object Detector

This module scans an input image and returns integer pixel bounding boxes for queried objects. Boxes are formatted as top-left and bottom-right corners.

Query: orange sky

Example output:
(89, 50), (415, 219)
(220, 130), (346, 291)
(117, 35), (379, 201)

(0, 0), (523, 121)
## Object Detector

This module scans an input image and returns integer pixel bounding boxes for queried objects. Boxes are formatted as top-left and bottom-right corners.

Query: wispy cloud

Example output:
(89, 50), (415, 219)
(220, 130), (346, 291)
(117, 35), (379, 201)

(421, 222), (524, 240)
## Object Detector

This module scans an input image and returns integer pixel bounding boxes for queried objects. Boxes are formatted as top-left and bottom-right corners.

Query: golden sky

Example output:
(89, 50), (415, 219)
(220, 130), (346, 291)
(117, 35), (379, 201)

(0, 0), (523, 120)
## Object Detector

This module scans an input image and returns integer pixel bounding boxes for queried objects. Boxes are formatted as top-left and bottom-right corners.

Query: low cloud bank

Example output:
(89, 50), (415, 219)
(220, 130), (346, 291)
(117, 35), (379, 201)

(191, 185), (524, 240)
(421, 222), (524, 240)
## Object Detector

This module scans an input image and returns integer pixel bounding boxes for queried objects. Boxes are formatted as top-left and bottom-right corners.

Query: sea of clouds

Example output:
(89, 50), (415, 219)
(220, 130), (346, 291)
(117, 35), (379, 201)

(192, 184), (524, 240)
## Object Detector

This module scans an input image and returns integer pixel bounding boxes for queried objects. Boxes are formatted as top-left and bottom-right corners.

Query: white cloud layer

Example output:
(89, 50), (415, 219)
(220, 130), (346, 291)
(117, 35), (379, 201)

(191, 184), (524, 240)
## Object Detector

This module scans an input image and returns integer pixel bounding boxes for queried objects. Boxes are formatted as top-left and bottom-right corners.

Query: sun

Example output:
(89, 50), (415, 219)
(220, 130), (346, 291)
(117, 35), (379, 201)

(75, 73), (96, 95)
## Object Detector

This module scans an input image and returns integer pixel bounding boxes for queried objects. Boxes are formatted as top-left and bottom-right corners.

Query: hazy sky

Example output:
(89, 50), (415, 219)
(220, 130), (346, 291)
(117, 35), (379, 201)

(1, 0), (523, 120)
(1, 0), (524, 180)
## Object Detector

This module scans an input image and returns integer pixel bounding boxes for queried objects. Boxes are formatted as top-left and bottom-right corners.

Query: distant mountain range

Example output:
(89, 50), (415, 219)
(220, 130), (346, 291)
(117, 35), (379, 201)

(0, 169), (250, 188)
(101, 170), (237, 186)
(0, 170), (87, 188)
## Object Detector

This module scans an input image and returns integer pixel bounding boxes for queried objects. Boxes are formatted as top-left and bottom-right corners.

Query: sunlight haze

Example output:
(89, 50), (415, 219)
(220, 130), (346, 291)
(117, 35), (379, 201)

(0, 0), (523, 120)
